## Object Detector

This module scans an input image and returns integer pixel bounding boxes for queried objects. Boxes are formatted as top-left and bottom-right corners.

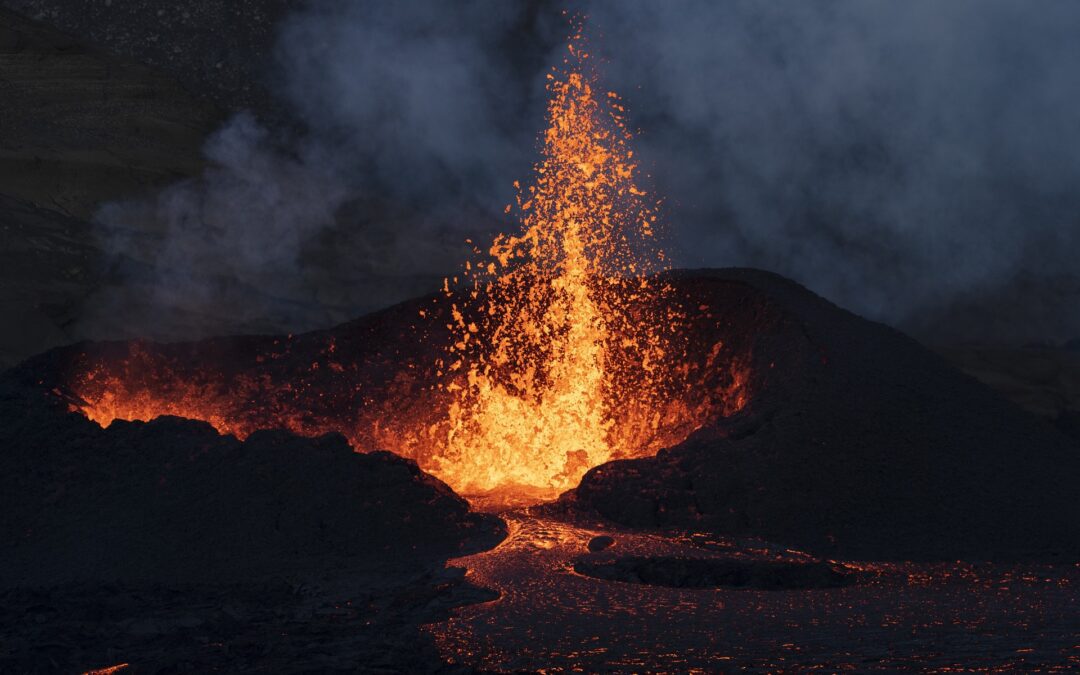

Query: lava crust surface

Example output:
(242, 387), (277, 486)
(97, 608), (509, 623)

(573, 555), (851, 590)
(427, 509), (1080, 672)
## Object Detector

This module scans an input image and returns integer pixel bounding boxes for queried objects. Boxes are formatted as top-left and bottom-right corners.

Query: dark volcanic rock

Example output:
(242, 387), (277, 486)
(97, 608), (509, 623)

(574, 555), (851, 590)
(0, 388), (503, 587)
(0, 6), (219, 218)
(0, 194), (101, 369)
(938, 343), (1080, 419)
(587, 535), (615, 552)
(1055, 409), (1080, 444)
(0, 570), (497, 673)
(0, 7), (220, 368)
(572, 269), (1080, 561)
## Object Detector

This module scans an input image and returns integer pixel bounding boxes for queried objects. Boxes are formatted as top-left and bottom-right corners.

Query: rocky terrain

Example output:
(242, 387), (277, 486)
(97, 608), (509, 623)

(1, 6), (1077, 672)
(0, 336), (503, 671)
(0, 0), (292, 116)
(2, 569), (495, 673)
(7, 268), (1077, 566)
(0, 412), (503, 587)
(939, 341), (1080, 440)
(429, 511), (1079, 672)
(569, 270), (1080, 561)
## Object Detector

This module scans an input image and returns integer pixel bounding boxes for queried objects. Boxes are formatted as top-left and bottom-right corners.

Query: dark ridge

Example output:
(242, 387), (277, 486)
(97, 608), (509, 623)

(0, 0), (293, 116)
(0, 391), (505, 588)
(3, 268), (1077, 572)
(571, 269), (1080, 562)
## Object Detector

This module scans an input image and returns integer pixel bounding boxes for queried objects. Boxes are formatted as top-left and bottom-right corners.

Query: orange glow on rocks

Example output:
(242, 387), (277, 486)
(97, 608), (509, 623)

(65, 28), (751, 506)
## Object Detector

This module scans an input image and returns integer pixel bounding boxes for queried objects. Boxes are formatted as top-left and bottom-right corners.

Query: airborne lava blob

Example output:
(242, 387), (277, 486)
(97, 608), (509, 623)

(434, 32), (683, 498)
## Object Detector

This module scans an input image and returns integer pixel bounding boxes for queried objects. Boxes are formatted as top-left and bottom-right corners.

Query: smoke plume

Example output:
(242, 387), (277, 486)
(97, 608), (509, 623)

(88, 0), (1080, 344)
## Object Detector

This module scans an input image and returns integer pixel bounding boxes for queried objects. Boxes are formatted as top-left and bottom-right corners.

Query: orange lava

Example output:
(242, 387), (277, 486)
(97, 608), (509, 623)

(82, 664), (130, 675)
(65, 27), (750, 504)
(434, 31), (686, 496)
(426, 513), (1080, 672)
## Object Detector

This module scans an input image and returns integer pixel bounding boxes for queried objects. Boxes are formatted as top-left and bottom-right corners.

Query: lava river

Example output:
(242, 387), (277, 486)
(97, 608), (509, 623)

(425, 512), (1080, 672)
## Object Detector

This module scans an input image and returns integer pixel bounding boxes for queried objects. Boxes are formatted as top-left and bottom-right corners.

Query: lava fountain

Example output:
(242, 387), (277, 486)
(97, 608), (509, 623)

(63, 29), (750, 505)
(433, 33), (681, 497)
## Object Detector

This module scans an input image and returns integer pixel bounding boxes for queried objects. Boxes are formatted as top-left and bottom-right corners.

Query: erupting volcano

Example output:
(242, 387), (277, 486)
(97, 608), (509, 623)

(3, 6), (1080, 673)
(64, 31), (748, 504)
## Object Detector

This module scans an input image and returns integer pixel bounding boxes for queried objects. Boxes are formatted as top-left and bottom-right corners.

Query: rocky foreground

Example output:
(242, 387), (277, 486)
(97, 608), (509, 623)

(0, 367), (503, 672)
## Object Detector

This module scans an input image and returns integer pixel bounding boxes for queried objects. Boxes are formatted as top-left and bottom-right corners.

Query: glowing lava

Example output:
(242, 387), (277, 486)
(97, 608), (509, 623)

(434, 32), (678, 497)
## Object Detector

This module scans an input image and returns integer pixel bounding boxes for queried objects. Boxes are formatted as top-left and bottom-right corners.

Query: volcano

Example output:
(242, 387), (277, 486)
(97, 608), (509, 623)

(568, 269), (1080, 561)
(3, 13), (1079, 672)
(2, 268), (1079, 670)
(2, 266), (1077, 572)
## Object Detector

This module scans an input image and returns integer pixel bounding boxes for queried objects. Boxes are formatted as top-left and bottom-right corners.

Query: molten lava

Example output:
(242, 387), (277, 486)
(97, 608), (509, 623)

(434, 34), (679, 496)
(64, 28), (750, 505)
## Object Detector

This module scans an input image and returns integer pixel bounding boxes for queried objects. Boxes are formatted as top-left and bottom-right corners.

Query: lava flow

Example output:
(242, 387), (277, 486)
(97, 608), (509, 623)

(63, 30), (750, 504)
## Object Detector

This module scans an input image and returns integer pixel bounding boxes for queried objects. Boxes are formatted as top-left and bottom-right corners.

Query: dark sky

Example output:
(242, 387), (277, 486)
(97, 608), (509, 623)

(93, 1), (1080, 344)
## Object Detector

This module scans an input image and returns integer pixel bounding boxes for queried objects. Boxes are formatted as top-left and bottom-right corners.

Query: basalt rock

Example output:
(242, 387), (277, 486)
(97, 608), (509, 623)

(0, 387), (504, 587)
(572, 269), (1080, 562)
(1055, 409), (1080, 444)
(587, 535), (615, 552)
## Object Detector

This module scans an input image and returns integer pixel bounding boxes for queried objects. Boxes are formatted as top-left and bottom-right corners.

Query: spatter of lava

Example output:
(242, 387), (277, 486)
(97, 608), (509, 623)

(433, 31), (686, 497)
(63, 27), (750, 505)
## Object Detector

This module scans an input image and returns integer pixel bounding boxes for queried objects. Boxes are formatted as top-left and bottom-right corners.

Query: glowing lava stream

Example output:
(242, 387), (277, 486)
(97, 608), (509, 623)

(425, 512), (1077, 672)
(432, 29), (679, 499)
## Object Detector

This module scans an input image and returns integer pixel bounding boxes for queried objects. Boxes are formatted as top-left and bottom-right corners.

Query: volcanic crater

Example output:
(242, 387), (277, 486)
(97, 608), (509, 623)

(3, 267), (1077, 569)
(2, 268), (1078, 672)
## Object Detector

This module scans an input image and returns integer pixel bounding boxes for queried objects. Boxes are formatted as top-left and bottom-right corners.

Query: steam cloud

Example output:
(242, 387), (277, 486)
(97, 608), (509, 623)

(89, 0), (1080, 344)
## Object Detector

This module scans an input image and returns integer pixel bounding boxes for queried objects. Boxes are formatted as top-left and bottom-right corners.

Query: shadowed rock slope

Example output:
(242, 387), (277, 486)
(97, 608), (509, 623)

(570, 269), (1080, 561)
(0, 7), (220, 368)
(0, 388), (503, 588)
